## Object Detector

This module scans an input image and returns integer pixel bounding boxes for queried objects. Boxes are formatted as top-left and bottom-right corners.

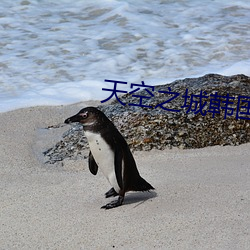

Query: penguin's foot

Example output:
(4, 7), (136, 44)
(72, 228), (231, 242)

(105, 187), (118, 198)
(101, 196), (124, 209)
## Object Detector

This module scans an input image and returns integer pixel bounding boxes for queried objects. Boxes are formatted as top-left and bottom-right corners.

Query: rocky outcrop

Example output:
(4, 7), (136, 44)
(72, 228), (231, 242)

(44, 74), (250, 163)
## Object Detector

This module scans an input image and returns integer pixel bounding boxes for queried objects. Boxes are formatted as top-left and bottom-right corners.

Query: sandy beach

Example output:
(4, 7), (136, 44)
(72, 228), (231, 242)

(0, 101), (249, 249)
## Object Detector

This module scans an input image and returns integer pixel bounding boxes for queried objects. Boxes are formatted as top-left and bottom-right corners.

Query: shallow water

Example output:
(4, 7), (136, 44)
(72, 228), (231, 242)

(0, 0), (249, 112)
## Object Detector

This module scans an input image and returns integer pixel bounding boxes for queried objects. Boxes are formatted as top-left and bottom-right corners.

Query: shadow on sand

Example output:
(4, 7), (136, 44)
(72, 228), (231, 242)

(122, 190), (157, 208)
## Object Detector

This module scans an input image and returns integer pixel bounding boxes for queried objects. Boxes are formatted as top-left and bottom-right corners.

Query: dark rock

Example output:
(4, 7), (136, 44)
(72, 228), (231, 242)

(43, 74), (250, 164)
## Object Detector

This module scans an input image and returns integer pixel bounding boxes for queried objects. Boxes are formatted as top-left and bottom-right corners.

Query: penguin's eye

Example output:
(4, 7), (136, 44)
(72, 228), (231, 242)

(79, 112), (88, 119)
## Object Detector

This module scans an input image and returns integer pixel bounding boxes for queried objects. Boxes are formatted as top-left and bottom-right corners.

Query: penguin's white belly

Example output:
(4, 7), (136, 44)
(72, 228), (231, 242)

(85, 131), (120, 193)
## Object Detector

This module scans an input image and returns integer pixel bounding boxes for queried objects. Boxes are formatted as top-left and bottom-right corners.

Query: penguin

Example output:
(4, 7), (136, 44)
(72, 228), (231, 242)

(65, 107), (154, 209)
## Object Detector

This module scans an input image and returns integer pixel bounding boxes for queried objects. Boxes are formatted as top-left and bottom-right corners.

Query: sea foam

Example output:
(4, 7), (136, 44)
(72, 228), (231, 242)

(0, 0), (249, 112)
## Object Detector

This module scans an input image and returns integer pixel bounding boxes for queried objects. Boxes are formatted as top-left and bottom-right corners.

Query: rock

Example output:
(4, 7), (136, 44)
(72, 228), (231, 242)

(43, 74), (250, 164)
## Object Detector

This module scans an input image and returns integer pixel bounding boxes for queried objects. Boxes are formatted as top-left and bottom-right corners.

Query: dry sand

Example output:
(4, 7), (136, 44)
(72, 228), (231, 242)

(0, 101), (249, 249)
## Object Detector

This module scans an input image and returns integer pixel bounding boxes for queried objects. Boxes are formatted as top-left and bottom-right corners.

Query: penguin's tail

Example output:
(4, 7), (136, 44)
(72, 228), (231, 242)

(132, 176), (154, 192)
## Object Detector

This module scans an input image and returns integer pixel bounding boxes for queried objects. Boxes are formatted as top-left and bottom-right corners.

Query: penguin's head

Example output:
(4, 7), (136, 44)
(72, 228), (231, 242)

(65, 107), (109, 129)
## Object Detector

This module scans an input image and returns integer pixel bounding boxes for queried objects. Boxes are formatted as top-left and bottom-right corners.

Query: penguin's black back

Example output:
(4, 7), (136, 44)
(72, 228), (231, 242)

(98, 115), (154, 192)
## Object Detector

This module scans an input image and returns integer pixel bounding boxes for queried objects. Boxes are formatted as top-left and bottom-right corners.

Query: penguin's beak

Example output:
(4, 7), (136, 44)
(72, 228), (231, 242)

(64, 114), (81, 124)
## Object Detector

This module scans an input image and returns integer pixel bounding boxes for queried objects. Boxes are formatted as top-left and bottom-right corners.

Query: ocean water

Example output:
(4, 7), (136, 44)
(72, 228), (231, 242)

(0, 0), (250, 112)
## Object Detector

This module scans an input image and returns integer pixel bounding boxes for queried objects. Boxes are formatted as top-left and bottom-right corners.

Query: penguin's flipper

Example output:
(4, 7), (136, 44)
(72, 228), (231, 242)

(114, 146), (124, 190)
(88, 151), (98, 175)
(105, 187), (118, 198)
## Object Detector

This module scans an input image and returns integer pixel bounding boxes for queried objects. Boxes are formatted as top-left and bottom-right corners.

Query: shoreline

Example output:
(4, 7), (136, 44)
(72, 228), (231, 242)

(0, 102), (249, 249)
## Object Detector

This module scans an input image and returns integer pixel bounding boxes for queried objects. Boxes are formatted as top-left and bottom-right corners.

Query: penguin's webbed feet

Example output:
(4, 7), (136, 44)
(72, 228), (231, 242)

(105, 187), (118, 198)
(101, 196), (124, 209)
